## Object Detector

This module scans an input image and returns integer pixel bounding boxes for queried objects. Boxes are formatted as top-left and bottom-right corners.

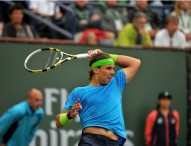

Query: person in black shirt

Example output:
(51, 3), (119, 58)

(145, 91), (180, 146)
(2, 5), (39, 38)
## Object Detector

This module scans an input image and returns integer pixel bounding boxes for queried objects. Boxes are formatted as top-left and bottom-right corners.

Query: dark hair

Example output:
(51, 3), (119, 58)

(166, 14), (178, 25)
(9, 5), (24, 15)
(88, 53), (110, 80)
(133, 12), (147, 23)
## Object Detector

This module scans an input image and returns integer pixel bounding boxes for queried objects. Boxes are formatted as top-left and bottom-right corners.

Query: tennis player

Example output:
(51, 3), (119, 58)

(56, 49), (141, 146)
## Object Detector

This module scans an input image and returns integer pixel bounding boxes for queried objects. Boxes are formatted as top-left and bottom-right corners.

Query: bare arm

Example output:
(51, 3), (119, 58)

(56, 99), (82, 128)
(87, 49), (141, 83)
(116, 55), (141, 83)
(56, 110), (68, 128)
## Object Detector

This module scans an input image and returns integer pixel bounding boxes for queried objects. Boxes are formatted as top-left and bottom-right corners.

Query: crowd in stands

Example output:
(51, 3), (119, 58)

(0, 0), (190, 48)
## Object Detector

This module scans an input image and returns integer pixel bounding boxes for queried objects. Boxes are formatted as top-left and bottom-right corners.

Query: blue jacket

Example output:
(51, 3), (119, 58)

(0, 101), (44, 146)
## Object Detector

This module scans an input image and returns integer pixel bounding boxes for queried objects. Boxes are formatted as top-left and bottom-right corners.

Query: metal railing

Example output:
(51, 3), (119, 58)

(2, 1), (175, 40)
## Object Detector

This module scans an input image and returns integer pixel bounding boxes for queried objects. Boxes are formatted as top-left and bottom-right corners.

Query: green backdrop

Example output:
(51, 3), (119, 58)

(0, 42), (187, 146)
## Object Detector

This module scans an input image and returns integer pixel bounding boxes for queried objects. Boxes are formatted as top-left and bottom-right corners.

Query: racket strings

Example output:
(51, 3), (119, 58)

(26, 50), (62, 70)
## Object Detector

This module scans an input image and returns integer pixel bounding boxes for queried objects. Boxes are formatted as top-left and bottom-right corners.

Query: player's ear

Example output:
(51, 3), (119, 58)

(93, 67), (99, 74)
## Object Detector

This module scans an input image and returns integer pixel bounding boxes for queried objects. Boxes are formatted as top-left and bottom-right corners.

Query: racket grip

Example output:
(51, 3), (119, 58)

(76, 53), (89, 59)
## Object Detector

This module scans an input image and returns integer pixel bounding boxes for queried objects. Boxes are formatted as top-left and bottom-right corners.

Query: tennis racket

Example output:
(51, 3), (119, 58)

(24, 47), (89, 73)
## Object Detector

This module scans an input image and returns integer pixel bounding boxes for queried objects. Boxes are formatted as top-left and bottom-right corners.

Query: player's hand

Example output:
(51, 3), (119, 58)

(0, 144), (6, 146)
(69, 98), (82, 118)
(87, 49), (103, 58)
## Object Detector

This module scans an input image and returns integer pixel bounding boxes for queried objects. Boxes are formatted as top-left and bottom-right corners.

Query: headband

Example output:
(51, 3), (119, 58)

(90, 58), (114, 70)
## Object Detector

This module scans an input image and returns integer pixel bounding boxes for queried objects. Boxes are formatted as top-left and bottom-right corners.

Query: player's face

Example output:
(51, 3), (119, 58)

(97, 64), (115, 85)
(28, 90), (43, 110)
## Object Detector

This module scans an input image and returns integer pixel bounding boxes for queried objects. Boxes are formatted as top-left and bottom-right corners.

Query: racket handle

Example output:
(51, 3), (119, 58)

(76, 53), (89, 59)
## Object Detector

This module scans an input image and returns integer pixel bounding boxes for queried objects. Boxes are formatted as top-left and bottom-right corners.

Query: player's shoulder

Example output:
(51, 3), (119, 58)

(114, 69), (126, 79)
(70, 87), (86, 95)
(116, 69), (125, 76)
(73, 87), (84, 92)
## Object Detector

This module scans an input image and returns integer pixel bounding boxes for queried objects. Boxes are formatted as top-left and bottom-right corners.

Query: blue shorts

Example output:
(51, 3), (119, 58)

(78, 133), (119, 146)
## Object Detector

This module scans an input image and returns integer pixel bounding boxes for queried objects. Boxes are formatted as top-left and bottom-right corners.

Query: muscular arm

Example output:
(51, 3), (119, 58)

(88, 49), (141, 83)
(56, 110), (68, 128)
(56, 99), (82, 128)
(116, 55), (141, 83)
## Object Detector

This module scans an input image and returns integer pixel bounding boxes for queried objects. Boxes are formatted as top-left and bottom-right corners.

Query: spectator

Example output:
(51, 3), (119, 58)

(0, 1), (4, 36)
(95, 0), (128, 37)
(154, 14), (187, 48)
(115, 12), (152, 47)
(13, 0), (30, 24)
(64, 0), (115, 45)
(2, 5), (39, 38)
(0, 88), (44, 146)
(0, 21), (3, 37)
(0, 1), (29, 25)
(29, 0), (64, 38)
(172, 1), (191, 47)
(144, 91), (179, 146)
(127, 0), (162, 39)
(148, 0), (164, 20)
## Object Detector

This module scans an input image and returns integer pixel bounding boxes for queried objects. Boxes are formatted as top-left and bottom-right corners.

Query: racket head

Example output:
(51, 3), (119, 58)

(24, 48), (73, 73)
